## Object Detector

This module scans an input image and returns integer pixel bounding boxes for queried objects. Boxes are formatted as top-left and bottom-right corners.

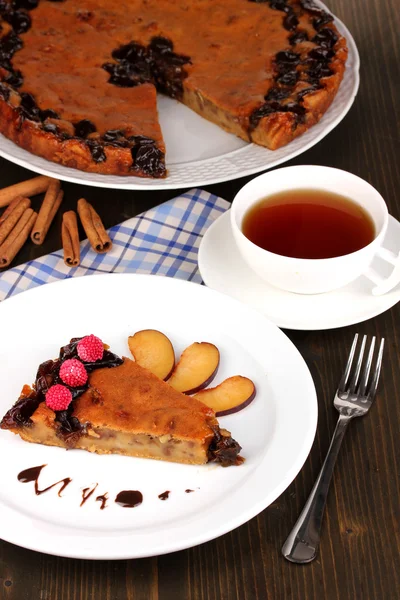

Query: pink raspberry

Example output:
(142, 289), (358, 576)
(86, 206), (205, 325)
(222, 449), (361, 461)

(46, 384), (72, 411)
(59, 359), (88, 387)
(77, 334), (104, 362)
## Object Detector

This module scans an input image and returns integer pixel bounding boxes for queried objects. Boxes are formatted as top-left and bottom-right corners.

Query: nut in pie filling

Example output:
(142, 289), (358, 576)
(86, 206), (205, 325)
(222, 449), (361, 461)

(0, 338), (243, 467)
(0, 0), (347, 177)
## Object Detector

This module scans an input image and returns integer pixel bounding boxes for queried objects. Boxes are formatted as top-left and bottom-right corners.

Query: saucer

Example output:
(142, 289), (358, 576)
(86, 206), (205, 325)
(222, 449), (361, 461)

(198, 211), (400, 330)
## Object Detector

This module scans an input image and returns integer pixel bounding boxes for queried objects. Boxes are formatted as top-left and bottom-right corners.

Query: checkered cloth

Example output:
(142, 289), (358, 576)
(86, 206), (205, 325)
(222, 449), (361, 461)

(0, 188), (229, 302)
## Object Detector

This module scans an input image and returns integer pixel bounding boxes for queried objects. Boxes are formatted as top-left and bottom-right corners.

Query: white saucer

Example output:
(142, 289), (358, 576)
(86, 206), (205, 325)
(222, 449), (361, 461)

(198, 211), (400, 331)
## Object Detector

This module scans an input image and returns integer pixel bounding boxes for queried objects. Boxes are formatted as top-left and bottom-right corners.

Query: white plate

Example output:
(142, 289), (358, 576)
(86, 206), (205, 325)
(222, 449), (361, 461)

(198, 212), (400, 331)
(0, 3), (359, 190)
(0, 274), (317, 559)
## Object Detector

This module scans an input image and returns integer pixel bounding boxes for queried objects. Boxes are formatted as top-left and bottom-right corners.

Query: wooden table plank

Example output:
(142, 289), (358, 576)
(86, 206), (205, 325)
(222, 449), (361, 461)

(1, 0), (399, 598)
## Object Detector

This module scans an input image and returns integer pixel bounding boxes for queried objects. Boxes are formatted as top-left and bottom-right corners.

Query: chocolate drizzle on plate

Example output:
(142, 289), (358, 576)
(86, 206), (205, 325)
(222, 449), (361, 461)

(17, 464), (72, 496)
(80, 483), (98, 507)
(96, 493), (108, 510)
(158, 490), (170, 501)
(0, 336), (123, 442)
(115, 490), (143, 508)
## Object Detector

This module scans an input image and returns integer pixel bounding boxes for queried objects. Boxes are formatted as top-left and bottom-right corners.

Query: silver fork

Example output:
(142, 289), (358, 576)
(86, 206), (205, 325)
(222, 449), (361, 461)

(282, 333), (385, 564)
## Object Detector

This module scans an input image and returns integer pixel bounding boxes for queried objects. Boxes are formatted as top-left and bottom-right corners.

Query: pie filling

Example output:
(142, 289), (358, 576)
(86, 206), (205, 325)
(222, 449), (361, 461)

(0, 337), (242, 467)
(0, 0), (347, 176)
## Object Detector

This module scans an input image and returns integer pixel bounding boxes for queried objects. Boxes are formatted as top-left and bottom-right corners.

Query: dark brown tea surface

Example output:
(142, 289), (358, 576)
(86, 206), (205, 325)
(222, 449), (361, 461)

(242, 189), (376, 259)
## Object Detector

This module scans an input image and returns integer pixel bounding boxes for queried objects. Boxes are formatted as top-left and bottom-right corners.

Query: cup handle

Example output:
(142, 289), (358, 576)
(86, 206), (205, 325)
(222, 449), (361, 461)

(364, 247), (400, 296)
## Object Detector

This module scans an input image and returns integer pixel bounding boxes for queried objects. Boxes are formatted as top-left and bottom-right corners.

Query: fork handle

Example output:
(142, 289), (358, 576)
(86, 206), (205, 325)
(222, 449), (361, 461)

(282, 413), (352, 563)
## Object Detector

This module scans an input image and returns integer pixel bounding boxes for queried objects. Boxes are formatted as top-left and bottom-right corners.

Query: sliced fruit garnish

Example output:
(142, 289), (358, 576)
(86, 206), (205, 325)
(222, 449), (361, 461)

(194, 376), (256, 416)
(168, 342), (220, 394)
(128, 329), (175, 381)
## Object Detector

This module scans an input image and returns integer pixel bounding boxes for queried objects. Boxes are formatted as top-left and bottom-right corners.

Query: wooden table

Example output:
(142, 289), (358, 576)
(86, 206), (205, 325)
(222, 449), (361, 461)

(1, 0), (399, 598)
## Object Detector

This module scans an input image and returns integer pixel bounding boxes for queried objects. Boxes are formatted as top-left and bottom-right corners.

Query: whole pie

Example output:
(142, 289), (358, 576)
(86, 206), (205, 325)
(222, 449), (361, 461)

(0, 336), (242, 466)
(0, 0), (347, 177)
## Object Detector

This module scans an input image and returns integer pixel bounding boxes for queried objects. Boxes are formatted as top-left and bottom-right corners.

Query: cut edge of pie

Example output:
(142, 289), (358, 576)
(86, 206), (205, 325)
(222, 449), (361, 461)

(0, 338), (243, 467)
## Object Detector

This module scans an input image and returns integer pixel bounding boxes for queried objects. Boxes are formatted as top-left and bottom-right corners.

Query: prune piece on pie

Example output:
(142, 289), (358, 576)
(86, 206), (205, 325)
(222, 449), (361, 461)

(86, 139), (106, 163)
(313, 14), (334, 30)
(0, 30), (23, 59)
(149, 36), (174, 54)
(307, 62), (333, 82)
(275, 50), (301, 65)
(3, 9), (31, 34)
(297, 84), (320, 100)
(13, 0), (39, 9)
(43, 122), (58, 133)
(112, 41), (147, 63)
(283, 10), (299, 31)
(74, 119), (96, 138)
(4, 67), (23, 87)
(18, 91), (41, 121)
(276, 71), (298, 86)
(309, 47), (335, 61)
(289, 30), (308, 45)
(40, 108), (59, 120)
(250, 101), (281, 129)
(102, 129), (129, 147)
(128, 134), (154, 145)
(131, 142), (166, 177)
(285, 101), (306, 123)
(0, 81), (10, 101)
(103, 129), (122, 142)
(267, 1), (288, 10)
(312, 28), (338, 48)
(265, 87), (290, 101)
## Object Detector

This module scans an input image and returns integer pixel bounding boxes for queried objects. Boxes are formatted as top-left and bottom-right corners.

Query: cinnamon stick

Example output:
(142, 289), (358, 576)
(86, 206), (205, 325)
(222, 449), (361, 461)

(62, 211), (80, 267)
(77, 198), (112, 253)
(0, 196), (31, 246)
(0, 196), (23, 227)
(0, 209), (37, 268)
(0, 176), (51, 208)
(31, 179), (63, 244)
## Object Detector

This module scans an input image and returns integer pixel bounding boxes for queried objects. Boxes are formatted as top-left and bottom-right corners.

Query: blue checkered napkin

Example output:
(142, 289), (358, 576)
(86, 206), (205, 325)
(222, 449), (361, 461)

(0, 188), (229, 302)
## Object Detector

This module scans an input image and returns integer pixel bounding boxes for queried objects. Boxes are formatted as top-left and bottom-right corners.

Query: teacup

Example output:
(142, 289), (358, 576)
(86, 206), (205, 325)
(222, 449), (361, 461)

(230, 165), (400, 295)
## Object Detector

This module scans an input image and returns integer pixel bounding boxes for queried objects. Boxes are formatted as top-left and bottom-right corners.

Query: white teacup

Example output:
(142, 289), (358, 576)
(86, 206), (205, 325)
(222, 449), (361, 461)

(231, 165), (400, 295)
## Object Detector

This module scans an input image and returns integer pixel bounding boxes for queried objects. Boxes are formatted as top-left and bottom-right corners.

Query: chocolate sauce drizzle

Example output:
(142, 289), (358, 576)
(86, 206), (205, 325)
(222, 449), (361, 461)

(248, 0), (338, 131)
(16, 464), (202, 509)
(115, 490), (143, 508)
(80, 483), (98, 507)
(158, 490), (170, 501)
(96, 493), (108, 510)
(17, 464), (71, 496)
(0, 336), (123, 443)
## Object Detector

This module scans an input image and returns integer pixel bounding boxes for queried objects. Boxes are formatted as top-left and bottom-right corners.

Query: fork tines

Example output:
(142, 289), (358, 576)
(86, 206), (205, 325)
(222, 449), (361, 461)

(338, 334), (385, 399)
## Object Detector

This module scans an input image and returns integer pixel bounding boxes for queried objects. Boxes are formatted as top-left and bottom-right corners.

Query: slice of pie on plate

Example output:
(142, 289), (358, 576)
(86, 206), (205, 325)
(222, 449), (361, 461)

(0, 336), (242, 467)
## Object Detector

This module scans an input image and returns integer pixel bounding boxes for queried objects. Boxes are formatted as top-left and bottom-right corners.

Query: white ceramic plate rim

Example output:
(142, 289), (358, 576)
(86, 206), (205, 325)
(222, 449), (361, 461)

(199, 211), (400, 331)
(0, 2), (360, 190)
(0, 274), (317, 559)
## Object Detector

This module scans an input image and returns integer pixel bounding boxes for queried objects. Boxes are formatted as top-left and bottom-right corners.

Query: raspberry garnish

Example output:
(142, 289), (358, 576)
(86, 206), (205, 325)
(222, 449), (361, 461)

(46, 384), (72, 412)
(59, 359), (88, 387)
(77, 334), (104, 362)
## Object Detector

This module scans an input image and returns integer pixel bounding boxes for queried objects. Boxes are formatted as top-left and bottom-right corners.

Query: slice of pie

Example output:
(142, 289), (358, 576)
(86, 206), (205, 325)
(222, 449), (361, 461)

(0, 0), (347, 177)
(0, 336), (242, 466)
